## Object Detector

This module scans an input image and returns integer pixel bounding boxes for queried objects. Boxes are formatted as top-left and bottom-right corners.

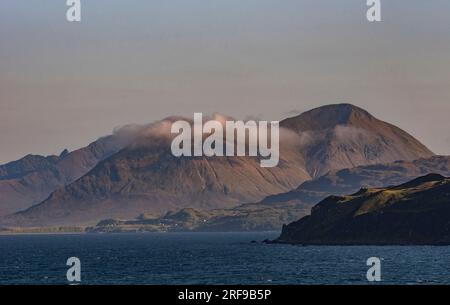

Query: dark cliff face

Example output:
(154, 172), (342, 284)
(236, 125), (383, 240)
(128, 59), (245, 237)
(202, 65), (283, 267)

(276, 174), (450, 245)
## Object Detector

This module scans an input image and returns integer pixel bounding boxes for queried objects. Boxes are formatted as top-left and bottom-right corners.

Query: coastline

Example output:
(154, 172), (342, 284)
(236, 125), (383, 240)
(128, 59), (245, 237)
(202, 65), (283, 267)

(0, 227), (86, 235)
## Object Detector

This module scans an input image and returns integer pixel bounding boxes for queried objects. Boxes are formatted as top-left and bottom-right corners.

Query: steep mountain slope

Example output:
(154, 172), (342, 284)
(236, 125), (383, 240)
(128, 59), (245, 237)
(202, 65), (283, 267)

(0, 104), (435, 227)
(276, 174), (450, 245)
(0, 134), (130, 216)
(280, 104), (434, 177)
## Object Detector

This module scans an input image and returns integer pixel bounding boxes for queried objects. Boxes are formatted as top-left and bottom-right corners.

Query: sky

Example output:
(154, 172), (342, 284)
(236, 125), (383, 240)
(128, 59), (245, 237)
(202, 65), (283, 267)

(1, 0), (450, 163)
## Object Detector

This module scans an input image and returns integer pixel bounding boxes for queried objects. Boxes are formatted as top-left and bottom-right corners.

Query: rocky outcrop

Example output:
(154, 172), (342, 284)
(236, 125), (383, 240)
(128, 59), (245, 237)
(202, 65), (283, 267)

(276, 174), (450, 245)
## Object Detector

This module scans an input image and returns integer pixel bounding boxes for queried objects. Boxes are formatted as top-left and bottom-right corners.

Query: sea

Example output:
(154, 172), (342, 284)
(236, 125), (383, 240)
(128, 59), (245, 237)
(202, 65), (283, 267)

(1, 232), (450, 285)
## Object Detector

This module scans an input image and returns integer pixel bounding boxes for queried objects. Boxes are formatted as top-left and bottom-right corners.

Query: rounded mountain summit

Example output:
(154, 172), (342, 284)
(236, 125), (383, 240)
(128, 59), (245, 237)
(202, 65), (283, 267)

(281, 103), (433, 177)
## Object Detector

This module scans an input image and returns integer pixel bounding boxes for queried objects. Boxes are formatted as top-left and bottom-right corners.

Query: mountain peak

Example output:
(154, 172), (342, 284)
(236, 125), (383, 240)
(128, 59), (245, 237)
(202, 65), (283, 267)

(59, 149), (70, 158)
(281, 103), (375, 132)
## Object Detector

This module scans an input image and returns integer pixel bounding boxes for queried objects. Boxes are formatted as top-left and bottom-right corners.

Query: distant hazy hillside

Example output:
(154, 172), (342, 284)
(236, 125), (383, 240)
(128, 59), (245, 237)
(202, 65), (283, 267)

(0, 135), (130, 216)
(87, 201), (312, 233)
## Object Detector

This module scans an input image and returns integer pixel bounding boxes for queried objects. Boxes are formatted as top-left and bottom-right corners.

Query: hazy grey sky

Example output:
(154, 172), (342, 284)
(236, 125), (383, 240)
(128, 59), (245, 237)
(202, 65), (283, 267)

(1, 0), (450, 163)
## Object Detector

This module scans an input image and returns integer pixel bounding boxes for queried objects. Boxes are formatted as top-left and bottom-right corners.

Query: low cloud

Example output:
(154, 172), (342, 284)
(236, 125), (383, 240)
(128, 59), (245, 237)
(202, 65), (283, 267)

(111, 113), (304, 151)
(334, 125), (371, 143)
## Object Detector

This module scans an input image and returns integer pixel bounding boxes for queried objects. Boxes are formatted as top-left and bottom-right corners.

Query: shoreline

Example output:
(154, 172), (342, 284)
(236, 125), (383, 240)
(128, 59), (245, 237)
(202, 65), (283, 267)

(0, 227), (87, 235)
(0, 227), (281, 235)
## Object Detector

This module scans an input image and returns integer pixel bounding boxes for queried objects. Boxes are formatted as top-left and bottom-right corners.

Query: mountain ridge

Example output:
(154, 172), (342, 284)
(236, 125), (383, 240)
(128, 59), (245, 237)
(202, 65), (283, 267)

(0, 134), (131, 216)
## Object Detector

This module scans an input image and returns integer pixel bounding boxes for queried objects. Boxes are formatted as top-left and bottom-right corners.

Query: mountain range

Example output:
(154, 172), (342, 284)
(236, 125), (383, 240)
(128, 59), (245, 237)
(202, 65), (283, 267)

(0, 103), (436, 227)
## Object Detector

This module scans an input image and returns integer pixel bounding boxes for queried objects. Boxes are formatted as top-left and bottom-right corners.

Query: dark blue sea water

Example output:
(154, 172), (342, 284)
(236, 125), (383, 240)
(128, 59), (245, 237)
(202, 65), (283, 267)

(1, 232), (450, 285)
